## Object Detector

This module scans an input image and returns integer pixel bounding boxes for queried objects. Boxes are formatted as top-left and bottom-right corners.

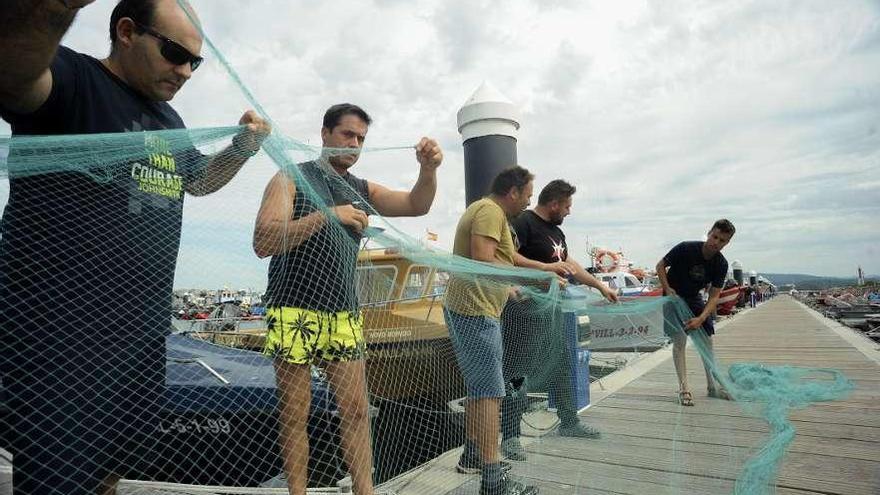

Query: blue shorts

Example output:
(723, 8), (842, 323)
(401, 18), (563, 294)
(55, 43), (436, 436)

(443, 309), (506, 399)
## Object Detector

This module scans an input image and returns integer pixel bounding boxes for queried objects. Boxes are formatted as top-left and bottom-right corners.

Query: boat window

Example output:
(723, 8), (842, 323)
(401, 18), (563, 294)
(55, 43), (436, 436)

(400, 265), (434, 303)
(355, 265), (397, 306)
(429, 270), (449, 297)
(601, 275), (618, 289)
(624, 275), (640, 288)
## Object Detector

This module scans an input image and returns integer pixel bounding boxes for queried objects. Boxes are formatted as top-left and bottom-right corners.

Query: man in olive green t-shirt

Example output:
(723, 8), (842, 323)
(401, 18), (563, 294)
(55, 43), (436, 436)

(444, 200), (516, 317)
(444, 166), (539, 495)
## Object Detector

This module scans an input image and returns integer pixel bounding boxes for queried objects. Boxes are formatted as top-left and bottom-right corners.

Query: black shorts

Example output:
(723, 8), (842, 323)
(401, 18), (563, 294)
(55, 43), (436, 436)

(685, 298), (715, 336)
(2, 333), (166, 494)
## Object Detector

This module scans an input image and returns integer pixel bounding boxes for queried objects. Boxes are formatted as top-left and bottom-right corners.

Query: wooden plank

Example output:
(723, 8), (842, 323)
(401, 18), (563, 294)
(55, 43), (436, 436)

(522, 433), (879, 494)
(380, 297), (880, 495)
(511, 451), (876, 495)
(381, 457), (472, 494)
(606, 389), (880, 412)
(445, 476), (625, 495)
(596, 396), (880, 428)
(568, 421), (879, 462)
(449, 473), (839, 495)
(584, 407), (880, 442)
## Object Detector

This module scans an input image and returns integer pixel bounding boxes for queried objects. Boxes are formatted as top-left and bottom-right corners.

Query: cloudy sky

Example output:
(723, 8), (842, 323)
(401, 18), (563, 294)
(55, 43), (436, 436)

(1, 0), (878, 289)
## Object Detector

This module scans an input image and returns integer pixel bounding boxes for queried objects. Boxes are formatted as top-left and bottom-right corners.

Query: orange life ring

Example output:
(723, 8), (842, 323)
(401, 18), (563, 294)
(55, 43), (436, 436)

(593, 249), (620, 272)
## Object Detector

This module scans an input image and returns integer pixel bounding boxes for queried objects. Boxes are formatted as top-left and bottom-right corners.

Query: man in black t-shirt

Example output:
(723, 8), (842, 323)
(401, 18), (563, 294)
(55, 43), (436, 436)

(253, 103), (442, 495)
(0, 1), (268, 493)
(656, 219), (736, 407)
(500, 180), (618, 461)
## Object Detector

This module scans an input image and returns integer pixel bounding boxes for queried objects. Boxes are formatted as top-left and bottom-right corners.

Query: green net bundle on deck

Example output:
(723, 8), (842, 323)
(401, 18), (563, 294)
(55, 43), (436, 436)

(0, 3), (855, 495)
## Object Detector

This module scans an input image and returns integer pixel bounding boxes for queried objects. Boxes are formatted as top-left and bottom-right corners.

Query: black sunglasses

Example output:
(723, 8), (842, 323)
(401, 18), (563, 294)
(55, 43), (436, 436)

(133, 21), (203, 71)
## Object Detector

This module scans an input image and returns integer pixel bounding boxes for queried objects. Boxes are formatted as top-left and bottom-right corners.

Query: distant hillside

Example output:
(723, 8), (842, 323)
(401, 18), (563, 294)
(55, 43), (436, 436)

(762, 273), (878, 290)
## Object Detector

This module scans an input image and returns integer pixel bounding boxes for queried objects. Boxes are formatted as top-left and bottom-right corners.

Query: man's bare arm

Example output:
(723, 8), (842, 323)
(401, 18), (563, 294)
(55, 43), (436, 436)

(700, 286), (722, 321)
(684, 286), (721, 330)
(253, 171), (369, 258)
(0, 1), (94, 114)
(567, 257), (618, 302)
(656, 258), (676, 297)
(368, 137), (442, 217)
(186, 111), (271, 196)
(253, 172), (323, 258)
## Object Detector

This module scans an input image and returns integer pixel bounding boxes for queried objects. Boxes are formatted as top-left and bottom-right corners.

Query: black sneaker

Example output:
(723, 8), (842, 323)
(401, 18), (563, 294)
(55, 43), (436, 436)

(480, 472), (539, 495)
(501, 437), (527, 461)
(456, 450), (512, 474)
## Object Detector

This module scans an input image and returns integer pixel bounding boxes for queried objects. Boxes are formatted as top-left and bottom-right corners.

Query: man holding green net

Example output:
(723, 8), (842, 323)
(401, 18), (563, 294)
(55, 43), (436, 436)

(656, 219), (736, 407)
(444, 166), (539, 495)
(499, 179), (618, 461)
(0, 1), (269, 493)
(253, 103), (442, 495)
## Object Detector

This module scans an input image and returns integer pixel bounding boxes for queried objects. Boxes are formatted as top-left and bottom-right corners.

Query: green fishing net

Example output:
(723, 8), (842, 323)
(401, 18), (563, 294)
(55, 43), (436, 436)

(0, 2), (855, 494)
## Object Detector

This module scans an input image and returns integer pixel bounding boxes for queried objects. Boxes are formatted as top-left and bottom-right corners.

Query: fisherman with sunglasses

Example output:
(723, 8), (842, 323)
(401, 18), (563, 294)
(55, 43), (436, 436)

(0, 1), (269, 493)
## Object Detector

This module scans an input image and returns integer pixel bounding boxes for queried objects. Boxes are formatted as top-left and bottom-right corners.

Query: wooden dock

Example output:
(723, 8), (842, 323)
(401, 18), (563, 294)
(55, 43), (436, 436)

(381, 296), (880, 494)
(2, 296), (878, 494)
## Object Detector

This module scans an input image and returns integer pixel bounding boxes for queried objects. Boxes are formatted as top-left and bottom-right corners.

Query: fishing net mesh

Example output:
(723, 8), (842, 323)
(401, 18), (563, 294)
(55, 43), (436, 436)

(0, 2), (855, 494)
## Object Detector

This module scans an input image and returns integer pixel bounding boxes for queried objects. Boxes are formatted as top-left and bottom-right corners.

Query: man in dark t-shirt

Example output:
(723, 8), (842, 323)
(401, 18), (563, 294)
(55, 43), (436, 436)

(656, 219), (736, 407)
(0, 1), (268, 493)
(253, 103), (442, 495)
(500, 180), (618, 461)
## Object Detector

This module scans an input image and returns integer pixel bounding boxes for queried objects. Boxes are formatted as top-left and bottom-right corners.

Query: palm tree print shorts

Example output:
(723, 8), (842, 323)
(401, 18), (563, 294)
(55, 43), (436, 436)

(263, 307), (366, 364)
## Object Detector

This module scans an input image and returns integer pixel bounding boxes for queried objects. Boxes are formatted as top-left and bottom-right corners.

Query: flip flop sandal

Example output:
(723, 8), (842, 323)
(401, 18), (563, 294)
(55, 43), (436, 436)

(679, 390), (695, 406)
